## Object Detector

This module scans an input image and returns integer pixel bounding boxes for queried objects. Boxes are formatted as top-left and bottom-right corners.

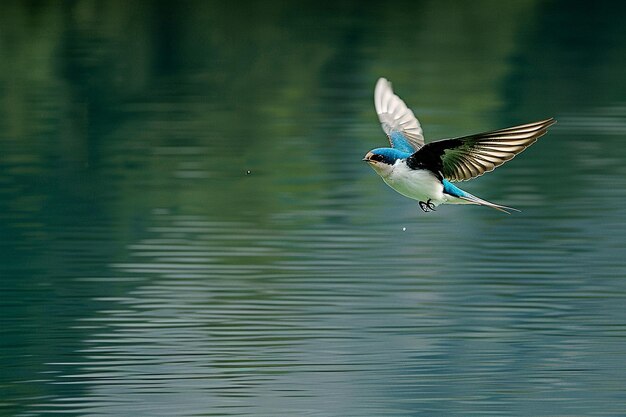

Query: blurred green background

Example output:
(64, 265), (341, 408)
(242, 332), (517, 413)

(1, 1), (626, 416)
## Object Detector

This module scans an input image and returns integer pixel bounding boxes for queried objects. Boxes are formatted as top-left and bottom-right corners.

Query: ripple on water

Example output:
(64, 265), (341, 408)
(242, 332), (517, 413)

(19, 206), (624, 416)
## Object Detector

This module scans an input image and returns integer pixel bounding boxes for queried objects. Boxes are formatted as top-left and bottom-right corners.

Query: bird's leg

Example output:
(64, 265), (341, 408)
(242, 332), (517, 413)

(419, 199), (436, 212)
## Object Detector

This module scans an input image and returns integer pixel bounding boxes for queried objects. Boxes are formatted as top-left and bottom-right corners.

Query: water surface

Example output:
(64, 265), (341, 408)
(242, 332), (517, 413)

(2, 2), (626, 416)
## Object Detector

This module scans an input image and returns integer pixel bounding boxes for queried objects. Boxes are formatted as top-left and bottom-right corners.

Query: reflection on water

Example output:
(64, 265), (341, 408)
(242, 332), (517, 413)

(2, 2), (626, 416)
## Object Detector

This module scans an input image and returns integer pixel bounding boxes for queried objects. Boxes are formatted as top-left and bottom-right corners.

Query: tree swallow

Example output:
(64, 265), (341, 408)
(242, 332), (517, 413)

(363, 78), (556, 213)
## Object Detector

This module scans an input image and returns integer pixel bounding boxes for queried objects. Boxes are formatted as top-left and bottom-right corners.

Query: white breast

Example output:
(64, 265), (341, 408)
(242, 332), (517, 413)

(381, 160), (445, 204)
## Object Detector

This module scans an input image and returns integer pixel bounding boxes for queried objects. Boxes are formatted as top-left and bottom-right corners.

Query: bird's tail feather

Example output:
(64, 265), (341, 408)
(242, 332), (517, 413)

(458, 193), (520, 214)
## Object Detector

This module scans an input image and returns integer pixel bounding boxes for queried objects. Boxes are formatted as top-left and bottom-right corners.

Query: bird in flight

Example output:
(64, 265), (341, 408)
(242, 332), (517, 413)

(363, 78), (555, 214)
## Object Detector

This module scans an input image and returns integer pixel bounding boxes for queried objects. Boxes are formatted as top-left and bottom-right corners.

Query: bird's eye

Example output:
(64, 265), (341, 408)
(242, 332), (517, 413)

(371, 154), (384, 162)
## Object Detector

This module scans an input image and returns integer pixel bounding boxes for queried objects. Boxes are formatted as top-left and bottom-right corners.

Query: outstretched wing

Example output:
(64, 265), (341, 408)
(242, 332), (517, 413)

(374, 78), (425, 153)
(407, 118), (556, 182)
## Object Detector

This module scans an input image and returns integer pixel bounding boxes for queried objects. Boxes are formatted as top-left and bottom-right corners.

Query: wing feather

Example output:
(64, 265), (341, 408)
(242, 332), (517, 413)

(374, 78), (425, 152)
(408, 118), (556, 181)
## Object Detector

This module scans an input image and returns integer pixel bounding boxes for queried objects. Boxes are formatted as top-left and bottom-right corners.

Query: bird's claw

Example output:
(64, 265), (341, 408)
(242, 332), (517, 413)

(419, 199), (436, 212)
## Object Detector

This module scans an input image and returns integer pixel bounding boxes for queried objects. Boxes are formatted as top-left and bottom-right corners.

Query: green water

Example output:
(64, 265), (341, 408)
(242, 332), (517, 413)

(2, 2), (626, 416)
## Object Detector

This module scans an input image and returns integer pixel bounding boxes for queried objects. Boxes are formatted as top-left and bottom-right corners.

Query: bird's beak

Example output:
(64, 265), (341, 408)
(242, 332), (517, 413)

(363, 151), (374, 163)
